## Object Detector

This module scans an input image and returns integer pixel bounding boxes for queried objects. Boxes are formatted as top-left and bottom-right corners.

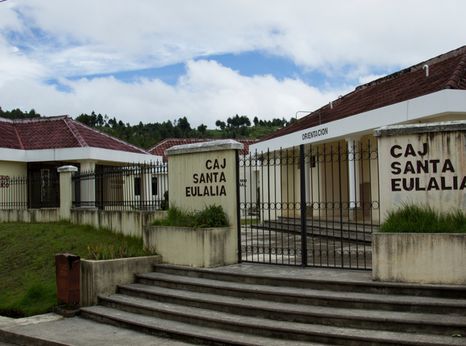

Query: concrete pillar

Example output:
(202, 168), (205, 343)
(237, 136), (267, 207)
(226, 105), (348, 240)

(80, 160), (96, 208)
(166, 140), (243, 266)
(375, 121), (466, 223)
(305, 155), (311, 204)
(140, 166), (153, 209)
(57, 165), (78, 220)
(347, 137), (360, 220)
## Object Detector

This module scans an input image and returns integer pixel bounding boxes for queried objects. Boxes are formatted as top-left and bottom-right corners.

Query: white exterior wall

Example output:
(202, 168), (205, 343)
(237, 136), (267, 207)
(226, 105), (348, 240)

(0, 161), (27, 209)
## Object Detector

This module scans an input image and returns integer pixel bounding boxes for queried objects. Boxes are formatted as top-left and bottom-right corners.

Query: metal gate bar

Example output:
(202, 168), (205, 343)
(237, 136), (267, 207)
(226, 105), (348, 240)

(238, 139), (379, 269)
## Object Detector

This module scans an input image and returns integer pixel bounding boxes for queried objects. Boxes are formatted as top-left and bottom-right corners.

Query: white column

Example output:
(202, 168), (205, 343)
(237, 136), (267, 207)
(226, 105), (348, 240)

(305, 155), (311, 203)
(140, 166), (153, 209)
(80, 160), (96, 208)
(347, 138), (360, 220)
(57, 165), (78, 220)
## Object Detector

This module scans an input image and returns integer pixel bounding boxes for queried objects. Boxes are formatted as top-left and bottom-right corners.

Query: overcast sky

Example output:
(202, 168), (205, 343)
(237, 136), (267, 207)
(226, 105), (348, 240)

(0, 0), (465, 127)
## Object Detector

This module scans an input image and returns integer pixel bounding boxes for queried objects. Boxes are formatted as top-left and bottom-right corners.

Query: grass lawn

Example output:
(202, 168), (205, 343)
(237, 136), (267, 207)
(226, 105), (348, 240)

(0, 222), (152, 317)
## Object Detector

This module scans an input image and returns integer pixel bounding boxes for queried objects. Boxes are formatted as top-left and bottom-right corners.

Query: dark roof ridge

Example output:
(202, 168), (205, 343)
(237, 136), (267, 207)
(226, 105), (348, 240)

(355, 46), (466, 92)
(146, 137), (189, 152)
(7, 115), (69, 124)
(70, 118), (150, 154)
(63, 117), (88, 147)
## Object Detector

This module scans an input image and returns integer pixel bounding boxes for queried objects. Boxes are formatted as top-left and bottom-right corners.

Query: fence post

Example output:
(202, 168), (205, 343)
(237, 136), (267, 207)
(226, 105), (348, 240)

(57, 165), (78, 220)
(299, 144), (308, 266)
(235, 150), (242, 263)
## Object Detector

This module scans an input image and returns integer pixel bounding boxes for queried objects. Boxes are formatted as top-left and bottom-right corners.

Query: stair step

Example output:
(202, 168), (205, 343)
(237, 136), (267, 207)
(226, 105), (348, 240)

(252, 222), (372, 243)
(82, 302), (466, 346)
(80, 305), (324, 346)
(115, 284), (466, 335)
(153, 264), (466, 298)
(136, 271), (466, 314)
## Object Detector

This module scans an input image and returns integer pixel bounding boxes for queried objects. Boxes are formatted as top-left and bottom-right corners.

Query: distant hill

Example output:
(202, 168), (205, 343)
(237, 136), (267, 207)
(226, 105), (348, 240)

(0, 107), (292, 148)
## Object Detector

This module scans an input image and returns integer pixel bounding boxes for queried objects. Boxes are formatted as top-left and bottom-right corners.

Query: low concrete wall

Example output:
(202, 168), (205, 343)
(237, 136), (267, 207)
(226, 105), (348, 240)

(0, 209), (60, 223)
(373, 233), (466, 285)
(71, 209), (167, 238)
(144, 225), (228, 268)
(80, 255), (162, 306)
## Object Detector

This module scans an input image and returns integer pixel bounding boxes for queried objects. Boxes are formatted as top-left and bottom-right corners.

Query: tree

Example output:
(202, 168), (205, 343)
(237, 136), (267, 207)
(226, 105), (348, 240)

(215, 120), (226, 130)
(197, 124), (207, 135)
(176, 117), (191, 134)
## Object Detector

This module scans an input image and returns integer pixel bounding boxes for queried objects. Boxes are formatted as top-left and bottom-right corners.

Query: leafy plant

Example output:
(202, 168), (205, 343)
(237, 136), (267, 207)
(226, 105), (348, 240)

(153, 205), (229, 228)
(380, 204), (466, 233)
(86, 241), (152, 260)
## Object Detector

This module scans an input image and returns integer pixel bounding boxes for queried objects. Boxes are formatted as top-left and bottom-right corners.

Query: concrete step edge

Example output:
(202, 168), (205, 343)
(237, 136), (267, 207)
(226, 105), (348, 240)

(80, 306), (322, 346)
(82, 304), (465, 346)
(113, 286), (466, 330)
(153, 264), (466, 295)
(137, 272), (466, 310)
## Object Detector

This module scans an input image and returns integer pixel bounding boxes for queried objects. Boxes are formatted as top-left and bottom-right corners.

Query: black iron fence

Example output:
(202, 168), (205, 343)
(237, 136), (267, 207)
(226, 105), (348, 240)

(72, 162), (168, 211)
(0, 173), (60, 209)
(238, 139), (379, 269)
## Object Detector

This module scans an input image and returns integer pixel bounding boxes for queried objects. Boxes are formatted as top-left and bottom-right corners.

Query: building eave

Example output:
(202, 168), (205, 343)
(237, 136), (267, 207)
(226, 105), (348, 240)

(0, 146), (162, 164)
(250, 89), (466, 153)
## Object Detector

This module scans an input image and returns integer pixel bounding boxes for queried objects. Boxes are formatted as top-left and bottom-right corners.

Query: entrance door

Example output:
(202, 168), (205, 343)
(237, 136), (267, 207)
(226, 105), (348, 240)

(28, 164), (60, 208)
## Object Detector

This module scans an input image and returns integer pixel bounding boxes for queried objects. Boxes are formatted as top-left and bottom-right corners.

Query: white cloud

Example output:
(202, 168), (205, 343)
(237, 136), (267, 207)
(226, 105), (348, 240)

(0, 37), (46, 86)
(0, 0), (465, 129)
(358, 73), (386, 85)
(4, 0), (465, 77)
(0, 59), (349, 127)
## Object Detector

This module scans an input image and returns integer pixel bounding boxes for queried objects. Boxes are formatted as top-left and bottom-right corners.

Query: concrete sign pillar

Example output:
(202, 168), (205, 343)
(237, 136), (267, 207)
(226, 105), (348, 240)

(57, 165), (78, 220)
(166, 140), (243, 265)
(375, 121), (466, 221)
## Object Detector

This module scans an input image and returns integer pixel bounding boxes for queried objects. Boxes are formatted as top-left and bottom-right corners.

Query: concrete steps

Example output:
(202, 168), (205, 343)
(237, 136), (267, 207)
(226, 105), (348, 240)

(80, 264), (466, 345)
(253, 219), (372, 243)
(135, 272), (466, 314)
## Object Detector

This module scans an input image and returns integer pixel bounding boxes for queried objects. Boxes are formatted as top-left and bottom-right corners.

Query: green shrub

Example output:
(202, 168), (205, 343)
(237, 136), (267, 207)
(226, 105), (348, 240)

(154, 205), (229, 228)
(380, 204), (466, 233)
(87, 241), (153, 260)
(195, 205), (229, 228)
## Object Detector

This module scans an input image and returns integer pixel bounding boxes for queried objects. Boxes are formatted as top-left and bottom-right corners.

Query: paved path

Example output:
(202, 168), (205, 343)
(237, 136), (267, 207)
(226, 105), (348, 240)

(0, 313), (194, 345)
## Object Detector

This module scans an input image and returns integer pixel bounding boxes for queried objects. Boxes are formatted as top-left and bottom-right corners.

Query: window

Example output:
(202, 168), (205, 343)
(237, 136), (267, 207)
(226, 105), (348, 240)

(134, 177), (141, 196)
(152, 176), (158, 196)
(310, 155), (317, 168)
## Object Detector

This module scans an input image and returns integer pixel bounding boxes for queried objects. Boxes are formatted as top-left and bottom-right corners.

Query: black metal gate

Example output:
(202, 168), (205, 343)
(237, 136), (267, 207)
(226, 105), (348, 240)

(237, 139), (379, 269)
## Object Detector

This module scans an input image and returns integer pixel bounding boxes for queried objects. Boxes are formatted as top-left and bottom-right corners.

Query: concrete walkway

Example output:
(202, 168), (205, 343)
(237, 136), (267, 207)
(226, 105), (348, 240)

(0, 313), (193, 346)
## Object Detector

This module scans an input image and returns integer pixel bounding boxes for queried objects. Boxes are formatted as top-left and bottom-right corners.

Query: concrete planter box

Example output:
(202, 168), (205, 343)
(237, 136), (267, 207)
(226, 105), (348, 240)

(372, 233), (466, 285)
(144, 225), (229, 268)
(80, 255), (161, 306)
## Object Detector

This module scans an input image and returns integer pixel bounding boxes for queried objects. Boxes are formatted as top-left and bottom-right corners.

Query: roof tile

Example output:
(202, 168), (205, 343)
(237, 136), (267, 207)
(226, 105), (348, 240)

(0, 116), (149, 154)
(148, 138), (256, 160)
(261, 45), (466, 142)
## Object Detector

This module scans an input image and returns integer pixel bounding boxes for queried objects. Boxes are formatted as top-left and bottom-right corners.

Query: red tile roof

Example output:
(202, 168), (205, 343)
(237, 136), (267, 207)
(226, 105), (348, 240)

(148, 138), (256, 160)
(0, 116), (149, 154)
(261, 45), (466, 142)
